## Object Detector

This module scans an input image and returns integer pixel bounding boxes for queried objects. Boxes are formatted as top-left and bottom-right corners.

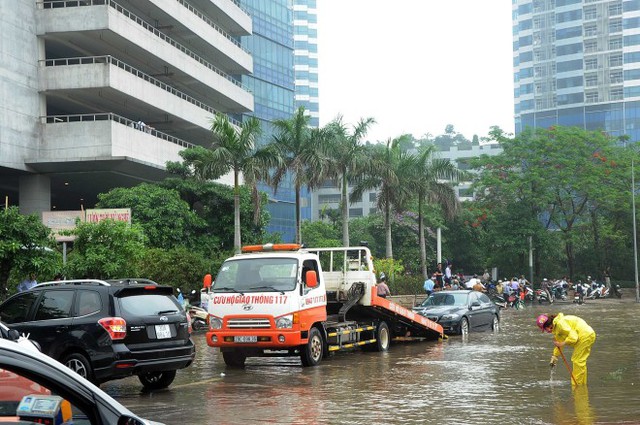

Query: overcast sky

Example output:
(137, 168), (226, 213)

(316, 1), (515, 143)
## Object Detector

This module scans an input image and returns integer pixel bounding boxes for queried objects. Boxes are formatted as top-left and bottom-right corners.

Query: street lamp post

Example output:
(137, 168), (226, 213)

(633, 155), (640, 303)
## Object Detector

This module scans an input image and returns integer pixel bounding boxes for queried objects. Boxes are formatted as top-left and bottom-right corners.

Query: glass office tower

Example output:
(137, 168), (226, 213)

(240, 0), (311, 242)
(513, 0), (640, 141)
(293, 0), (319, 127)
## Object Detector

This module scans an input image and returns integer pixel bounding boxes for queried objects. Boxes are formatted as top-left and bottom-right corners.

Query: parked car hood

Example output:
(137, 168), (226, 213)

(413, 305), (464, 315)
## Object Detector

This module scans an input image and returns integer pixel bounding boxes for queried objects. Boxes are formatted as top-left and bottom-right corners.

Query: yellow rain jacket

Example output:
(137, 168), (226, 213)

(551, 313), (596, 386)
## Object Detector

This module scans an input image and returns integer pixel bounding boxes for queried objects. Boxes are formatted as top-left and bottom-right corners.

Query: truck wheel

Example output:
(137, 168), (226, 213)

(138, 370), (176, 390)
(374, 321), (390, 352)
(223, 351), (247, 368)
(300, 327), (323, 367)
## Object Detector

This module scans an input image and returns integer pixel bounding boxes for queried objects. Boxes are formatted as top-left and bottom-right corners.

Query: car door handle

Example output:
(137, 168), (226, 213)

(56, 326), (69, 333)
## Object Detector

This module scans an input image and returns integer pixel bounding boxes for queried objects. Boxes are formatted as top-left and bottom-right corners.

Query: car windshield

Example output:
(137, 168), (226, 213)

(421, 293), (468, 307)
(212, 258), (298, 292)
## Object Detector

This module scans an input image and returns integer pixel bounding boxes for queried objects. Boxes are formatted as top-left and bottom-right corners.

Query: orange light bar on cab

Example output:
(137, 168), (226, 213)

(241, 243), (301, 253)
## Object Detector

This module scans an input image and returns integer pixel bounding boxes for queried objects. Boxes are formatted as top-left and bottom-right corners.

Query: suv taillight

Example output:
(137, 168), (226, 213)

(186, 312), (193, 334)
(98, 317), (127, 340)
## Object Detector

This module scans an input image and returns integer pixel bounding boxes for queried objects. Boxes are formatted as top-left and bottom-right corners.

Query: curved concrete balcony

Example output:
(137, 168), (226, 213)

(38, 0), (253, 113)
(40, 56), (242, 140)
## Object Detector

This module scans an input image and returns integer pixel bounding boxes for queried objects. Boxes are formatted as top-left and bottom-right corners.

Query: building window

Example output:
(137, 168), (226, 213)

(585, 74), (598, 87)
(609, 53), (623, 67)
(609, 2), (623, 15)
(610, 70), (623, 84)
(610, 88), (623, 100)
(585, 91), (599, 103)
(609, 19), (623, 33)
(584, 24), (597, 37)
(584, 7), (597, 20)
(609, 37), (622, 50)
(585, 58), (598, 70)
(369, 192), (377, 202)
(349, 208), (363, 217)
(584, 40), (598, 53)
(318, 194), (340, 203)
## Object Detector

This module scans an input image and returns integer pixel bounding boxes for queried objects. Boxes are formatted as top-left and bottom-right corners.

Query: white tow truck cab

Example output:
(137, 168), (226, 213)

(205, 244), (443, 367)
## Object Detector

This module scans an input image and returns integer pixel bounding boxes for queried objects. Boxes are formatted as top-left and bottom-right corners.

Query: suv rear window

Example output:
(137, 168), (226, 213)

(0, 292), (39, 324)
(118, 294), (180, 316)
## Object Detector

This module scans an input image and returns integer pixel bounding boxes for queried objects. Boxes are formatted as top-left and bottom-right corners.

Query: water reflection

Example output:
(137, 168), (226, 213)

(110, 300), (640, 425)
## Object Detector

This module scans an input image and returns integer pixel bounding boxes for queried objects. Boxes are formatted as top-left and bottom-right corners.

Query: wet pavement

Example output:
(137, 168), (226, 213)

(104, 297), (640, 424)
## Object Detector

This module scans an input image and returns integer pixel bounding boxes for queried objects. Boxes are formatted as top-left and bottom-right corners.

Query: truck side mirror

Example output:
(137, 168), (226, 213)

(306, 270), (318, 288)
(203, 274), (212, 288)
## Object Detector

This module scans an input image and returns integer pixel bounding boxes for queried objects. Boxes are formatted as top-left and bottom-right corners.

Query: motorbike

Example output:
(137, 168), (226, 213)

(573, 282), (589, 304)
(188, 305), (209, 331)
(536, 288), (554, 304)
(551, 282), (568, 301)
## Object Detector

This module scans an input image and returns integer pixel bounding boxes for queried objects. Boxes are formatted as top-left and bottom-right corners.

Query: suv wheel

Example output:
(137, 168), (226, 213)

(63, 353), (94, 382)
(138, 370), (177, 390)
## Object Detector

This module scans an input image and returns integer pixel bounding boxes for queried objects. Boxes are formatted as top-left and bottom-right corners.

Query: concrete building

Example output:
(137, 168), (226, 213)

(513, 0), (640, 140)
(1, 0), (253, 214)
(310, 142), (503, 222)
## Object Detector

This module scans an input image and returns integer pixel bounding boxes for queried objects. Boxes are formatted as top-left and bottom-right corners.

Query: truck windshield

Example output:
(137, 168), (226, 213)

(212, 258), (298, 292)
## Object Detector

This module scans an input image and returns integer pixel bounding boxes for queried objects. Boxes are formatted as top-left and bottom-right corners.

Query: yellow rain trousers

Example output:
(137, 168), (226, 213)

(552, 313), (596, 386)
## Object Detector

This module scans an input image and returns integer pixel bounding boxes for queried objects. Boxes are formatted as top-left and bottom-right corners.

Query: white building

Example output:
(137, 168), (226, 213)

(1, 0), (254, 214)
(310, 142), (503, 221)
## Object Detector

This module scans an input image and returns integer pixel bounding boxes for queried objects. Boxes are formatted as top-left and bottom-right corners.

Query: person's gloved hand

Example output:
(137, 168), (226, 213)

(550, 355), (558, 367)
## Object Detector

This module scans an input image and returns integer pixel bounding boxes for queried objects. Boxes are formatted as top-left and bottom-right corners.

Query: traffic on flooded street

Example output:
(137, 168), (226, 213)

(104, 298), (640, 425)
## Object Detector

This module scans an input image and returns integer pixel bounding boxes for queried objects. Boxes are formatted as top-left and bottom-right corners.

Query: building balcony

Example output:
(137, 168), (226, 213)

(40, 56), (243, 142)
(38, 0), (253, 113)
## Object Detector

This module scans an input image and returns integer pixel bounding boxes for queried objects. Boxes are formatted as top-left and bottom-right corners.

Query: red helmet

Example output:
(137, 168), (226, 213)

(536, 314), (550, 332)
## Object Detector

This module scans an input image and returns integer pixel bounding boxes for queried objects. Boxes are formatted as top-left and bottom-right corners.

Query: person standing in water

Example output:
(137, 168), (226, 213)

(537, 313), (596, 386)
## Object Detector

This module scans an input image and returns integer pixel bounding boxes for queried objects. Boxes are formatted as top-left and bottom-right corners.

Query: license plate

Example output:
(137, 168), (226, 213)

(234, 336), (257, 343)
(155, 324), (171, 339)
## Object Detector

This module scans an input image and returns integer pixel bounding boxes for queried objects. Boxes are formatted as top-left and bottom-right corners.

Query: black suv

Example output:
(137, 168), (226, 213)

(0, 279), (195, 390)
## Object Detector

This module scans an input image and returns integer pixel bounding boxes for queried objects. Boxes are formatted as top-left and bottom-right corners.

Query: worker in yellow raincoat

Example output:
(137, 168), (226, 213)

(536, 313), (596, 386)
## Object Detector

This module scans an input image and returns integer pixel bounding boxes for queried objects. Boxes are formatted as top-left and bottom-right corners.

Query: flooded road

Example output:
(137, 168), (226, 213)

(105, 299), (640, 424)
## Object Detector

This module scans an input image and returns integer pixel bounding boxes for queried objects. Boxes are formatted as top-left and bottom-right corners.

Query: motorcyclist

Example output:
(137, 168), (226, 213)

(540, 278), (553, 303)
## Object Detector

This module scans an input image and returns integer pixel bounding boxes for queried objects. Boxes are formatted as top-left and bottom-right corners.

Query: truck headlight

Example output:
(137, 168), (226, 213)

(441, 314), (460, 320)
(209, 317), (222, 330)
(275, 315), (293, 329)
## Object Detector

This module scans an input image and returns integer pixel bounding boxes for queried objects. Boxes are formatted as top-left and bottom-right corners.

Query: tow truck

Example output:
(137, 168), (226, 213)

(205, 244), (443, 367)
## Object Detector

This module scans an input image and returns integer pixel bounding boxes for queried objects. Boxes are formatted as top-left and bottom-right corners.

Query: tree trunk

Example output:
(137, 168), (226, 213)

(341, 174), (349, 247)
(234, 170), (241, 253)
(295, 184), (301, 245)
(385, 202), (393, 259)
(565, 239), (575, 281)
(418, 195), (427, 279)
(590, 209), (602, 272)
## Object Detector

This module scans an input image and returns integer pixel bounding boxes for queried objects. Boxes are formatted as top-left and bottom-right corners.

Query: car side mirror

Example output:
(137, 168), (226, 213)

(8, 329), (20, 341)
(471, 301), (481, 309)
(306, 270), (318, 288)
(118, 416), (147, 425)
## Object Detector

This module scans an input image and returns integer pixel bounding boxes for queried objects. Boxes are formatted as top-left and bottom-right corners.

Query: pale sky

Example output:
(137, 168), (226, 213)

(316, 1), (515, 143)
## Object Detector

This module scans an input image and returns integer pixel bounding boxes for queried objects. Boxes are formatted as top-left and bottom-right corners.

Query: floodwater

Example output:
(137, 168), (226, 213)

(105, 298), (640, 425)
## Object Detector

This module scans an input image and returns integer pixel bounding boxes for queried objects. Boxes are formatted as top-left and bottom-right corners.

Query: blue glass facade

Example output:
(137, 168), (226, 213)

(240, 0), (311, 242)
(512, 0), (640, 142)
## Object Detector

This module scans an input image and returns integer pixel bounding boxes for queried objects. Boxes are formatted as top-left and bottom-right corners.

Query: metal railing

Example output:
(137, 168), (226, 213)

(174, 0), (249, 54)
(42, 55), (241, 126)
(43, 113), (196, 149)
(38, 0), (249, 92)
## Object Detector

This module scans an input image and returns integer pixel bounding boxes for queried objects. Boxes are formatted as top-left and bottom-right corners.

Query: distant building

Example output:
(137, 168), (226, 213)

(512, 0), (640, 141)
(293, 0), (319, 127)
(310, 142), (503, 221)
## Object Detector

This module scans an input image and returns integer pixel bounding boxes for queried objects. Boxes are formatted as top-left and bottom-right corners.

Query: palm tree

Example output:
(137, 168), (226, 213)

(271, 107), (329, 244)
(352, 136), (415, 258)
(410, 144), (467, 278)
(325, 115), (376, 246)
(195, 114), (279, 253)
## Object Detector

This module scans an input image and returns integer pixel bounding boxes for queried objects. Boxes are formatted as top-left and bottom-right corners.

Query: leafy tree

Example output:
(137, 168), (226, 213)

(473, 126), (627, 280)
(300, 220), (341, 248)
(96, 184), (206, 250)
(324, 115), (375, 246)
(137, 247), (216, 293)
(352, 136), (415, 258)
(194, 114), (279, 253)
(271, 106), (329, 244)
(0, 207), (60, 299)
(409, 144), (466, 278)
(65, 220), (145, 279)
